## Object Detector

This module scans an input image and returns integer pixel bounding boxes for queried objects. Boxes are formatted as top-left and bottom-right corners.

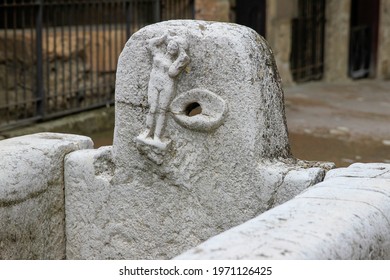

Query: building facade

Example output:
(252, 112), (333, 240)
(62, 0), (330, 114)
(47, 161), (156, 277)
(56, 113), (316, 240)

(195, 0), (390, 85)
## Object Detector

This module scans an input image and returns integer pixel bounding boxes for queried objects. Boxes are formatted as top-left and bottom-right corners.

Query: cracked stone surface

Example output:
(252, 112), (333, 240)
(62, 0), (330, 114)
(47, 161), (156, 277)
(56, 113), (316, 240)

(0, 133), (93, 259)
(176, 163), (390, 260)
(65, 21), (329, 260)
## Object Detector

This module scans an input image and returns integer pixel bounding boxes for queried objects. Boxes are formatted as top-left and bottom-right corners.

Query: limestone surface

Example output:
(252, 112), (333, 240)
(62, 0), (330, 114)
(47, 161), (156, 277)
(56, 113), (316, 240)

(176, 163), (390, 259)
(0, 133), (92, 259)
(65, 20), (327, 259)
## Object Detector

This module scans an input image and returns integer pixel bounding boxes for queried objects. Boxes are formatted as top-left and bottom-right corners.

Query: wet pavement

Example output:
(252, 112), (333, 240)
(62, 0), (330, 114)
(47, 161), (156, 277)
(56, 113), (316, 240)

(90, 80), (390, 168)
(284, 80), (390, 140)
(284, 80), (390, 166)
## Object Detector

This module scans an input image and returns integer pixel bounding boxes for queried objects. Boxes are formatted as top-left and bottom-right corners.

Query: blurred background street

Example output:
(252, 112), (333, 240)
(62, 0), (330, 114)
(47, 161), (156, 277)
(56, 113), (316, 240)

(285, 80), (390, 166)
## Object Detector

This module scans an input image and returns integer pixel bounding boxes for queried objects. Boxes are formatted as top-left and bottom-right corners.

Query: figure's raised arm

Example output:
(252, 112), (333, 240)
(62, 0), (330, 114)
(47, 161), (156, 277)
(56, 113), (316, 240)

(148, 33), (168, 49)
(168, 49), (190, 78)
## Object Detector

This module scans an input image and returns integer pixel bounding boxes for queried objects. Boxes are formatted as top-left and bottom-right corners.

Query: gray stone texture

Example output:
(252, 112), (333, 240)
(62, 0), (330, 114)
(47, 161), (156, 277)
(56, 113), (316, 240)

(176, 163), (390, 259)
(0, 133), (92, 259)
(113, 20), (291, 176)
(65, 20), (327, 259)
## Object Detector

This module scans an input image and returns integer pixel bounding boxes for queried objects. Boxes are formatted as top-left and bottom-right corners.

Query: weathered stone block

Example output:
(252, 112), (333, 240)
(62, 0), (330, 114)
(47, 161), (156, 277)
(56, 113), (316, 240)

(65, 147), (113, 259)
(65, 20), (327, 259)
(0, 133), (92, 259)
(176, 163), (390, 259)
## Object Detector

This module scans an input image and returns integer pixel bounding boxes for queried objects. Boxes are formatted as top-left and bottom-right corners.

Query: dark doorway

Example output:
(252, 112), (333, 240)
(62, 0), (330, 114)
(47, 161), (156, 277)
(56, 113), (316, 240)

(348, 0), (380, 79)
(236, 0), (266, 37)
(290, 0), (326, 83)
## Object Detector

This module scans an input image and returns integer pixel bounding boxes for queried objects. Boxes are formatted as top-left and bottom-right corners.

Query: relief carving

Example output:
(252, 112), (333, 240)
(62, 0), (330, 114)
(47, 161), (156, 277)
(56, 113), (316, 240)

(135, 32), (190, 162)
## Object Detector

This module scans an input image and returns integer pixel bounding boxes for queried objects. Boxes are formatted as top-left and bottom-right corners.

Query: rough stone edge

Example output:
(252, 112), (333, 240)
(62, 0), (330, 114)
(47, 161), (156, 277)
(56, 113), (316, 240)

(64, 146), (113, 260)
(0, 133), (93, 202)
(0, 132), (93, 259)
(175, 163), (390, 260)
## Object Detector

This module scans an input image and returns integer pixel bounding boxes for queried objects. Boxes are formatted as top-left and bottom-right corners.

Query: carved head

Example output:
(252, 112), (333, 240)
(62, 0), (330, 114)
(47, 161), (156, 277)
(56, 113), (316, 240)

(167, 40), (179, 55)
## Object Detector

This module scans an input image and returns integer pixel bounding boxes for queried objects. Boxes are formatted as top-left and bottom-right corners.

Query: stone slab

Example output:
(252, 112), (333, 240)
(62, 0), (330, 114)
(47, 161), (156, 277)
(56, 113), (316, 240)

(0, 133), (93, 259)
(176, 163), (390, 259)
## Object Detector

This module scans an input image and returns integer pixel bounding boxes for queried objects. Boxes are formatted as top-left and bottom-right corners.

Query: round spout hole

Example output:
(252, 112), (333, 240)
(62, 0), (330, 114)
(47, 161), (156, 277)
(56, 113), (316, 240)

(185, 102), (202, 117)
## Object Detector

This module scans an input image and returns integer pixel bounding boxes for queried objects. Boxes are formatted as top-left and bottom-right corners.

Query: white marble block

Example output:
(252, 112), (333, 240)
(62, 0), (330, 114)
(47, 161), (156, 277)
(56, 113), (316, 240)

(65, 20), (327, 259)
(0, 133), (92, 259)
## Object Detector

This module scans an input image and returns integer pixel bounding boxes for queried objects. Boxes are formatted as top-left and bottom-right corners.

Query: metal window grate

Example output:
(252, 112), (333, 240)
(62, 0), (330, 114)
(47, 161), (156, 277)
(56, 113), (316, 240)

(0, 0), (194, 131)
(290, 0), (325, 83)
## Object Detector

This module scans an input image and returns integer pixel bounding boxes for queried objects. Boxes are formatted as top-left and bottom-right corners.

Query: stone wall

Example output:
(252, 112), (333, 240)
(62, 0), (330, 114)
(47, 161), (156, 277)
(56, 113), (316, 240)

(0, 133), (92, 259)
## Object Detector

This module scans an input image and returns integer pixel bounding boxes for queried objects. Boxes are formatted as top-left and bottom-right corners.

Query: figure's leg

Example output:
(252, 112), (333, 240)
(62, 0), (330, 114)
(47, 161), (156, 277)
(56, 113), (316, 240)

(154, 86), (174, 139)
(144, 87), (159, 138)
(154, 111), (166, 140)
(144, 112), (155, 138)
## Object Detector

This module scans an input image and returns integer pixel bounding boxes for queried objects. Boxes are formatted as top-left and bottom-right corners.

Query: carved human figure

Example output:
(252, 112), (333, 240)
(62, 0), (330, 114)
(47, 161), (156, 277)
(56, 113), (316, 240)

(136, 32), (190, 149)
